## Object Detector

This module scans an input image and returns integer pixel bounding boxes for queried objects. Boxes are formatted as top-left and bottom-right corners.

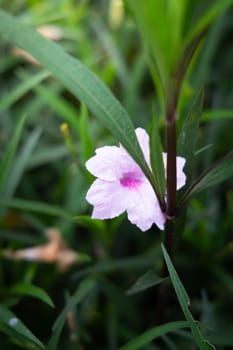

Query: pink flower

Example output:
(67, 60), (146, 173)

(85, 128), (186, 231)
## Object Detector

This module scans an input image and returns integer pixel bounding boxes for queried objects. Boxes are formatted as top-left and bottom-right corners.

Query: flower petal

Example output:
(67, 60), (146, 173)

(119, 127), (151, 167)
(86, 145), (143, 181)
(176, 156), (186, 190)
(126, 180), (165, 231)
(135, 127), (150, 166)
(163, 153), (186, 190)
(86, 179), (127, 219)
(86, 146), (125, 181)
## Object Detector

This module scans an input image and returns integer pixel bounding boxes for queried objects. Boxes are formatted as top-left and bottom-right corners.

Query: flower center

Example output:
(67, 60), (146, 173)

(120, 172), (142, 189)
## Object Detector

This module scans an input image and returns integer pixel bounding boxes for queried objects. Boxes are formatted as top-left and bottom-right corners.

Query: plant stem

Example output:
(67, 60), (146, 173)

(166, 118), (177, 219)
(164, 89), (178, 260)
(155, 92), (177, 325)
(156, 30), (204, 327)
(164, 220), (175, 264)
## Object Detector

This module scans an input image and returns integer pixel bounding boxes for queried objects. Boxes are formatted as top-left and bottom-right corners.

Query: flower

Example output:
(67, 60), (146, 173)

(85, 128), (186, 231)
(3, 228), (81, 272)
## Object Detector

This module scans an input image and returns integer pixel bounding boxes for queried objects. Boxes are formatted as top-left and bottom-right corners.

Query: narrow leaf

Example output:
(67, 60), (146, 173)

(161, 244), (215, 350)
(126, 0), (170, 91)
(72, 255), (158, 280)
(119, 321), (188, 350)
(10, 283), (54, 308)
(0, 114), (26, 190)
(150, 115), (166, 205)
(0, 197), (73, 219)
(179, 150), (233, 207)
(202, 109), (233, 121)
(27, 145), (68, 169)
(34, 83), (81, 138)
(47, 278), (95, 350)
(0, 70), (50, 116)
(0, 10), (155, 191)
(126, 269), (167, 295)
(0, 303), (44, 349)
(1, 127), (41, 198)
(178, 88), (203, 183)
(185, 0), (233, 47)
(79, 104), (94, 161)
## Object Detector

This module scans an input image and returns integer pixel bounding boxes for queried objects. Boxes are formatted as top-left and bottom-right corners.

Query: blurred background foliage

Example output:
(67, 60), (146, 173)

(0, 0), (232, 349)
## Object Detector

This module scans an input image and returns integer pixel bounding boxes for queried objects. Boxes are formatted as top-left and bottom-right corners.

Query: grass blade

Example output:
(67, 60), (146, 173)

(1, 127), (41, 198)
(185, 0), (233, 46)
(178, 88), (203, 183)
(0, 197), (73, 219)
(178, 150), (233, 207)
(0, 70), (50, 116)
(0, 303), (44, 349)
(10, 283), (54, 308)
(0, 114), (26, 190)
(126, 269), (167, 295)
(161, 244), (215, 350)
(202, 109), (233, 121)
(150, 115), (166, 205)
(119, 321), (188, 350)
(47, 278), (96, 350)
(0, 10), (155, 191)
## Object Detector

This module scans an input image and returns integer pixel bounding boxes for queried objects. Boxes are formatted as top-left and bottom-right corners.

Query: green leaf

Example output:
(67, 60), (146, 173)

(0, 197), (73, 219)
(0, 114), (26, 191)
(178, 88), (204, 183)
(0, 10), (155, 192)
(0, 70), (50, 117)
(191, 150), (233, 191)
(178, 150), (233, 207)
(191, 15), (226, 88)
(47, 278), (96, 350)
(79, 104), (94, 162)
(126, 0), (170, 90)
(0, 303), (44, 349)
(33, 83), (81, 138)
(150, 115), (166, 205)
(0, 202), (99, 246)
(126, 269), (168, 295)
(202, 109), (233, 121)
(127, 0), (188, 77)
(0, 127), (41, 198)
(27, 145), (68, 169)
(0, 230), (43, 245)
(185, 0), (233, 47)
(73, 215), (107, 233)
(10, 283), (54, 308)
(73, 255), (159, 280)
(119, 321), (188, 350)
(161, 244), (215, 350)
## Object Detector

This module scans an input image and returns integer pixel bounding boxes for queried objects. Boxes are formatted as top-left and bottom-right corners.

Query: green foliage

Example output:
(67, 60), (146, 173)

(126, 269), (167, 295)
(47, 278), (96, 350)
(178, 88), (204, 184)
(10, 283), (54, 308)
(1, 128), (42, 198)
(185, 0), (233, 45)
(202, 109), (233, 121)
(0, 1), (232, 349)
(0, 304), (44, 349)
(149, 116), (166, 206)
(0, 114), (26, 191)
(179, 150), (233, 207)
(0, 9), (153, 189)
(126, 0), (187, 90)
(0, 71), (50, 116)
(119, 321), (188, 350)
(161, 244), (215, 350)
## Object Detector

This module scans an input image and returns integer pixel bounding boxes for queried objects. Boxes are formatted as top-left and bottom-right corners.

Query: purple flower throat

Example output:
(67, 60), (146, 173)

(120, 172), (142, 189)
